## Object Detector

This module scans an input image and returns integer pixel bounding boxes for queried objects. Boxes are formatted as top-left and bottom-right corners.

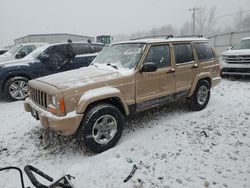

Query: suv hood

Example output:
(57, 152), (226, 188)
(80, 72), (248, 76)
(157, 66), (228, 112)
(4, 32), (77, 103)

(0, 57), (34, 66)
(0, 54), (15, 62)
(222, 49), (250, 56)
(36, 65), (131, 90)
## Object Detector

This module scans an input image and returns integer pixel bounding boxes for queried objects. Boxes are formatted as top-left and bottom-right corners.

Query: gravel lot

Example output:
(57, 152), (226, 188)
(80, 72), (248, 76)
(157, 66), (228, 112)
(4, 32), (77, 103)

(0, 78), (250, 188)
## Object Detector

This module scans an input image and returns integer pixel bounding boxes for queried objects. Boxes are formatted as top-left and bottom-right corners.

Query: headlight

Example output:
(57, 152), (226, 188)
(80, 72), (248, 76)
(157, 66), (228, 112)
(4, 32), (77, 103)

(51, 96), (56, 106)
(221, 55), (226, 60)
(219, 56), (226, 65)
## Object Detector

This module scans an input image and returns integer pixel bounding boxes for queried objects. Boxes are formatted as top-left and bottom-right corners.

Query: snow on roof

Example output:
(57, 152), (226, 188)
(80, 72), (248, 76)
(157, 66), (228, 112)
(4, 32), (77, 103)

(18, 42), (48, 46)
(113, 37), (209, 45)
(242, 37), (250, 40)
(15, 33), (94, 40)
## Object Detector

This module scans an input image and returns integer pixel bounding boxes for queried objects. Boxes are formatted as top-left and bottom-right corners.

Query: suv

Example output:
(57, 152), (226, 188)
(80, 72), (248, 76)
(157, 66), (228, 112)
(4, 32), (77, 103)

(0, 42), (104, 101)
(220, 37), (250, 76)
(0, 49), (8, 55)
(24, 36), (221, 153)
(0, 43), (46, 62)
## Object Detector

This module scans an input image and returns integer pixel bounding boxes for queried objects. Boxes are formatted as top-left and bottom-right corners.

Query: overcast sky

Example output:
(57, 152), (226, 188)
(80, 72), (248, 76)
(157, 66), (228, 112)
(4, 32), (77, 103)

(0, 0), (249, 48)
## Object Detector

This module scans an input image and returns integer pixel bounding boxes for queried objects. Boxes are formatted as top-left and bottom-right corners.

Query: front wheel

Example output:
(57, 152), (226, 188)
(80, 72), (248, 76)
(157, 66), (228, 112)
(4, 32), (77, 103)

(4, 77), (29, 101)
(76, 103), (124, 153)
(186, 80), (210, 111)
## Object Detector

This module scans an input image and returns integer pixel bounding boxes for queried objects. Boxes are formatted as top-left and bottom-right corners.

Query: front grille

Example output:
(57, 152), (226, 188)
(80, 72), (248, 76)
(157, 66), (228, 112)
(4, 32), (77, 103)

(224, 55), (250, 64)
(29, 87), (48, 108)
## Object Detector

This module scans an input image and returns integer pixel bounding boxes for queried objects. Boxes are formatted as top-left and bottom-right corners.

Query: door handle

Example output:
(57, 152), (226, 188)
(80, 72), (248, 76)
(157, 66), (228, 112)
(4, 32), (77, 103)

(191, 63), (199, 69)
(167, 68), (175, 73)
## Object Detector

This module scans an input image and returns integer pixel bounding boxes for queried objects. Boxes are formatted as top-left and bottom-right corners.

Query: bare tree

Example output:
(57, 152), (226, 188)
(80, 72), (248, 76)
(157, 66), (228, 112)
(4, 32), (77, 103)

(179, 21), (193, 36)
(234, 9), (243, 30)
(195, 6), (216, 36)
(113, 24), (177, 42)
(241, 14), (250, 29)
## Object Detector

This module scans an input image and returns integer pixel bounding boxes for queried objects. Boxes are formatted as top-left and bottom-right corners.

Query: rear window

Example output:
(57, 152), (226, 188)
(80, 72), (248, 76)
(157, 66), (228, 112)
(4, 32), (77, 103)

(174, 43), (194, 64)
(194, 43), (214, 61)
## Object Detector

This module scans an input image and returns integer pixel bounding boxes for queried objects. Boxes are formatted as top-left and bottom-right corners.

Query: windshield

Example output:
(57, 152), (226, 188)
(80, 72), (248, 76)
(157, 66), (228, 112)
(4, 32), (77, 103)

(91, 43), (146, 70)
(24, 44), (50, 59)
(7, 44), (23, 55)
(232, 39), (250, 50)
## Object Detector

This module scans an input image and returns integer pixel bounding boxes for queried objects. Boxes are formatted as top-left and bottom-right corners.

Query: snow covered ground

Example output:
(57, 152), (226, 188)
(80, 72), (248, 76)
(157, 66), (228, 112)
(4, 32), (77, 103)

(0, 78), (250, 188)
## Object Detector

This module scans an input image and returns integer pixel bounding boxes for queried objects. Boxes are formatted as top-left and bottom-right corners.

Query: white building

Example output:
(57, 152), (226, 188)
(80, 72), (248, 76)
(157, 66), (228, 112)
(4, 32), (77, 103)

(14, 33), (94, 44)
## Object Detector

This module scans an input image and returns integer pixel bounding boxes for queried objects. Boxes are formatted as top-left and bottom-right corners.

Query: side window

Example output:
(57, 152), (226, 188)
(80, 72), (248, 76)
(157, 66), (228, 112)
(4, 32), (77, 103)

(174, 43), (194, 64)
(94, 44), (104, 52)
(72, 43), (92, 55)
(19, 46), (33, 55)
(194, 43), (214, 61)
(30, 45), (37, 52)
(144, 45), (170, 68)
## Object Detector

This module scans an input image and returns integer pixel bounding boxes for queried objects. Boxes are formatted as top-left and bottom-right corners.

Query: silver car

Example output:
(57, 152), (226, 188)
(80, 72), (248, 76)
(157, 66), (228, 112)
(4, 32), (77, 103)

(0, 43), (46, 63)
(220, 37), (250, 76)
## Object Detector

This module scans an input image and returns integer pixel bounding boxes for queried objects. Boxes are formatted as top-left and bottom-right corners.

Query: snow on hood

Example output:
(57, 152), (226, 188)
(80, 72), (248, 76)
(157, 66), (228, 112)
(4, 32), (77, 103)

(222, 49), (250, 56)
(0, 54), (15, 63)
(0, 58), (33, 67)
(36, 65), (131, 90)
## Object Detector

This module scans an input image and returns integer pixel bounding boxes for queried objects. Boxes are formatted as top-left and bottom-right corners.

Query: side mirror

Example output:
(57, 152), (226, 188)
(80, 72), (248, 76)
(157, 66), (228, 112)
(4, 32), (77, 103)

(38, 53), (49, 62)
(15, 52), (26, 59)
(140, 62), (157, 73)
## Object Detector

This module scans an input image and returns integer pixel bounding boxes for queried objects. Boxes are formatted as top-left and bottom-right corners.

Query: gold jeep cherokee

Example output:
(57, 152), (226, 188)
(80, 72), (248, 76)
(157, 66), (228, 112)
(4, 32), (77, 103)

(24, 36), (221, 153)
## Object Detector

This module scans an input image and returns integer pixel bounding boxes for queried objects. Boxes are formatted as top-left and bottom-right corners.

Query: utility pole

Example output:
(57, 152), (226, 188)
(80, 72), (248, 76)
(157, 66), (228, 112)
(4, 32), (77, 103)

(189, 7), (200, 35)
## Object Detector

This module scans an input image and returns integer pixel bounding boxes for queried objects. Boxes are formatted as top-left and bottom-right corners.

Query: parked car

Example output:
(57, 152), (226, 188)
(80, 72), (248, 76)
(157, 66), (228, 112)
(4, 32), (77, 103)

(0, 49), (8, 55)
(24, 36), (221, 153)
(0, 42), (104, 101)
(0, 43), (46, 63)
(220, 37), (250, 76)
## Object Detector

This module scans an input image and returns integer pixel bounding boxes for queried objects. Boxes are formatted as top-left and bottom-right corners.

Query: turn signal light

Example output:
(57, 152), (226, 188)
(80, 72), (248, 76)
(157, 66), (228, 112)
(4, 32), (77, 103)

(60, 98), (66, 114)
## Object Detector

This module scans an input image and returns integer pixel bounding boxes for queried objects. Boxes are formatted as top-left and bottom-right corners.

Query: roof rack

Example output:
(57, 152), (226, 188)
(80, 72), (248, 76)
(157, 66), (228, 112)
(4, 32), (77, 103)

(130, 35), (173, 40)
(130, 34), (204, 41)
(173, 35), (203, 38)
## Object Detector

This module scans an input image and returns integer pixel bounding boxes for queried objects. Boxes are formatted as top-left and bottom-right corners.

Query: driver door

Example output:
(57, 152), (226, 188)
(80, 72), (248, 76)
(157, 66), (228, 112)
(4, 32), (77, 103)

(135, 44), (175, 111)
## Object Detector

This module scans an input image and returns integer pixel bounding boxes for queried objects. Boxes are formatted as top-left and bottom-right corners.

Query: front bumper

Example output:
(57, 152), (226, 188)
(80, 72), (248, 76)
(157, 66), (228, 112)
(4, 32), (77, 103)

(221, 67), (250, 76)
(24, 98), (83, 136)
(220, 58), (250, 76)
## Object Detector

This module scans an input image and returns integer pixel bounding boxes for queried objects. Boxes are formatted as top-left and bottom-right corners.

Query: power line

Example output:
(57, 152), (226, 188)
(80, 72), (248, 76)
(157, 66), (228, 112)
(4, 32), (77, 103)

(206, 9), (250, 21)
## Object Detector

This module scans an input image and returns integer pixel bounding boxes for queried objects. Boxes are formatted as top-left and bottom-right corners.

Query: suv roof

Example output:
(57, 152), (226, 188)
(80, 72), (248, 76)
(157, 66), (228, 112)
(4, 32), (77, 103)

(17, 43), (48, 46)
(242, 37), (250, 40)
(114, 36), (209, 45)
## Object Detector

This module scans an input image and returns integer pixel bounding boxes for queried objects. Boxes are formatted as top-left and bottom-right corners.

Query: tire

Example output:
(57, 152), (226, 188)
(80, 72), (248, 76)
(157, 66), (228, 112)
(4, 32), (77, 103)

(186, 80), (210, 111)
(76, 103), (124, 153)
(4, 76), (29, 101)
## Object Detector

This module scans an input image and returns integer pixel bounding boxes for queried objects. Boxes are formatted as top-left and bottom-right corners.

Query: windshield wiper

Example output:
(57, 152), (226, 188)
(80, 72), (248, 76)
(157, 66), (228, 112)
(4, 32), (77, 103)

(106, 63), (118, 69)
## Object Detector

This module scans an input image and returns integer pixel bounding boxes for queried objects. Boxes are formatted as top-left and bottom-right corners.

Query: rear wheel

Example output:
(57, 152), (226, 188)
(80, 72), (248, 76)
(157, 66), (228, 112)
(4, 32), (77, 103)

(186, 80), (210, 111)
(76, 103), (124, 153)
(4, 77), (29, 101)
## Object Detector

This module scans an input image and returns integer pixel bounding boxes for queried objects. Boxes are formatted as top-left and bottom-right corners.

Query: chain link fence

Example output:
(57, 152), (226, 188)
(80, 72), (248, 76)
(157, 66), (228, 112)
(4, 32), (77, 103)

(208, 30), (250, 55)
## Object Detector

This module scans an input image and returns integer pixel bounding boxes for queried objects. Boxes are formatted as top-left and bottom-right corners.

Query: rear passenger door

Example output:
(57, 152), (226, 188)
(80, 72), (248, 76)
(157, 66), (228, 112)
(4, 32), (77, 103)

(193, 42), (216, 77)
(172, 43), (199, 93)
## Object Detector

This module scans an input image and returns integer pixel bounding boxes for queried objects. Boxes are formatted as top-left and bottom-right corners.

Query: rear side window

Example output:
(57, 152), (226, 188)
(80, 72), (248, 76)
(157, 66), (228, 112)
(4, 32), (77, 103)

(144, 45), (170, 68)
(174, 43), (194, 64)
(72, 43), (92, 55)
(92, 44), (104, 53)
(194, 43), (214, 61)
